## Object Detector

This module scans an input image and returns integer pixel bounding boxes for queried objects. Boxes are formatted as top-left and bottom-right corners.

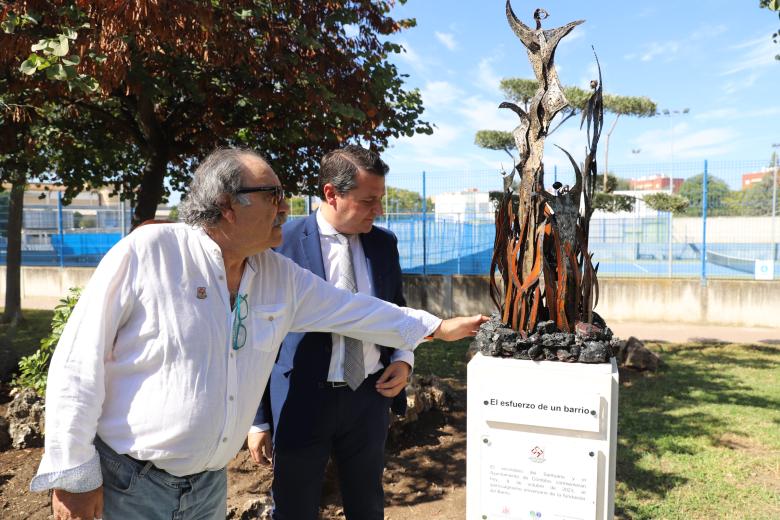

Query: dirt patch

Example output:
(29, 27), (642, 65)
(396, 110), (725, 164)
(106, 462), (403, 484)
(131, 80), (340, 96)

(0, 384), (468, 519)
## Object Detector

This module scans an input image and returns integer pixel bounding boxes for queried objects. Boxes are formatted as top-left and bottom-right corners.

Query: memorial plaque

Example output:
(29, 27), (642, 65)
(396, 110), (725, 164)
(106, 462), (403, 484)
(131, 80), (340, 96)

(480, 431), (598, 519)
(467, 354), (618, 520)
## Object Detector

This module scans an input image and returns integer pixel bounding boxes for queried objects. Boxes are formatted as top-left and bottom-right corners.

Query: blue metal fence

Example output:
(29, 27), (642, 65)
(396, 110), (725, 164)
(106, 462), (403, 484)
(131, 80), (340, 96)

(1, 159), (778, 281)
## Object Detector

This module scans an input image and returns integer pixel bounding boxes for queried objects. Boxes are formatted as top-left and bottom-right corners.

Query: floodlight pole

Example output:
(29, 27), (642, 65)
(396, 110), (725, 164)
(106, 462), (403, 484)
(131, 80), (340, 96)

(663, 108), (689, 277)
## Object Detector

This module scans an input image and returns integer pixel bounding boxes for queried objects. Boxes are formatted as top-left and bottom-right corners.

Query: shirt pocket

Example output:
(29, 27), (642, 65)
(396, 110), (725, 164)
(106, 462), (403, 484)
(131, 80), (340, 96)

(250, 304), (286, 352)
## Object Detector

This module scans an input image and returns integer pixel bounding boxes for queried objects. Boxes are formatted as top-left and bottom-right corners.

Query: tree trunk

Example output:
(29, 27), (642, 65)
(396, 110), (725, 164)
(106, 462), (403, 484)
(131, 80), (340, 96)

(132, 146), (170, 228)
(3, 176), (26, 325)
(130, 87), (171, 229)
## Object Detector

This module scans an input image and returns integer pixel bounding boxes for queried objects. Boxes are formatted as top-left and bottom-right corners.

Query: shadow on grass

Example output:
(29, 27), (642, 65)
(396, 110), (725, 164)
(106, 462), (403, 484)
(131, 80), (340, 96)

(615, 344), (780, 519)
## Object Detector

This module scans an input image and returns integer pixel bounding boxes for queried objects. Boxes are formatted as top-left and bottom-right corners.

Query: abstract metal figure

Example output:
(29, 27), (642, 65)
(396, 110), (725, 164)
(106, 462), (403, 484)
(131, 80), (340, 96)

(490, 1), (603, 335)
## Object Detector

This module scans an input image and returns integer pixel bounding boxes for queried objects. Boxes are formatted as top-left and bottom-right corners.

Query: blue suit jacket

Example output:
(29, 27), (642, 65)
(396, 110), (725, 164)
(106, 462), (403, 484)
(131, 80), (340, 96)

(254, 213), (408, 449)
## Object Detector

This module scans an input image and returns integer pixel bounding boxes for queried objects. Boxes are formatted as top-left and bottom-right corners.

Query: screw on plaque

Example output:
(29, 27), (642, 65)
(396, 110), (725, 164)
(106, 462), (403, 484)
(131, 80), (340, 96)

(482, 436), (491, 446)
(589, 451), (595, 457)
(591, 410), (596, 416)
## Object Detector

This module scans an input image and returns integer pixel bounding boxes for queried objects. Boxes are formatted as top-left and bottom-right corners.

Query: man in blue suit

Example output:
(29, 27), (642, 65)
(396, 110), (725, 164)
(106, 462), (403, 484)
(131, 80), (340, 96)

(248, 145), (414, 519)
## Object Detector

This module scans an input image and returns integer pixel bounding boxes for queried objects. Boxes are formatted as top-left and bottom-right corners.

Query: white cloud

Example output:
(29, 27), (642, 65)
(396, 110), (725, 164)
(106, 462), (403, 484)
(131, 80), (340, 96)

(420, 81), (463, 110)
(638, 40), (681, 62)
(578, 62), (600, 89)
(722, 34), (778, 75)
(695, 106), (780, 121)
(343, 24), (359, 38)
(689, 24), (728, 41)
(633, 123), (737, 160)
(435, 31), (457, 51)
(559, 27), (585, 47)
(474, 56), (503, 95)
(625, 23), (727, 63)
(395, 40), (425, 71)
(721, 71), (761, 95)
(457, 95), (518, 132)
(694, 108), (739, 121)
(394, 122), (462, 152)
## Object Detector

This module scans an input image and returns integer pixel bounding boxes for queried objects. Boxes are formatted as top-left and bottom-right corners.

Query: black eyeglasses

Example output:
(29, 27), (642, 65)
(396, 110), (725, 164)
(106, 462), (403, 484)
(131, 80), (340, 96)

(236, 185), (286, 205)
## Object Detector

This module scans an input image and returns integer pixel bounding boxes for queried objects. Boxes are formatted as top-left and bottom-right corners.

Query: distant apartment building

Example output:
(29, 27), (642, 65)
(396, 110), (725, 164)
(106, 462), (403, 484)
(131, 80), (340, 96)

(433, 188), (492, 222)
(741, 169), (775, 190)
(628, 175), (683, 193)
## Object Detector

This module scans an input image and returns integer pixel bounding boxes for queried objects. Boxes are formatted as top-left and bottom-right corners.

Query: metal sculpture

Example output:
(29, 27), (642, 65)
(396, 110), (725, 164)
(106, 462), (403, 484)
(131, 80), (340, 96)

(490, 1), (604, 338)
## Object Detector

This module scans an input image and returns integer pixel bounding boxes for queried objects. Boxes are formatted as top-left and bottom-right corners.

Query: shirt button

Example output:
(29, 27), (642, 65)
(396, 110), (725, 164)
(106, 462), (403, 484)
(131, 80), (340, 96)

(229, 395), (234, 401)
(218, 275), (224, 280)
(230, 352), (235, 358)
(268, 316), (274, 321)
(222, 437), (228, 443)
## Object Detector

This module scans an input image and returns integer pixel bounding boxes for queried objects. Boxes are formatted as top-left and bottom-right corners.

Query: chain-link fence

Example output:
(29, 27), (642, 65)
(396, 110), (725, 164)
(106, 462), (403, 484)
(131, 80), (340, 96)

(1, 158), (778, 280)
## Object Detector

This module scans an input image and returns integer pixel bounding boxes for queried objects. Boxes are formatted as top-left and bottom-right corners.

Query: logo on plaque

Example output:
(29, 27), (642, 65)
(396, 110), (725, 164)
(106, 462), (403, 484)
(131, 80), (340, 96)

(529, 446), (545, 463)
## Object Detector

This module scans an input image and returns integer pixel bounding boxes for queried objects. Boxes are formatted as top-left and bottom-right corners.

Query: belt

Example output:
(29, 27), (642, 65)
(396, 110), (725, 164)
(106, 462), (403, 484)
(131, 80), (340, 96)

(324, 370), (382, 389)
(325, 381), (349, 388)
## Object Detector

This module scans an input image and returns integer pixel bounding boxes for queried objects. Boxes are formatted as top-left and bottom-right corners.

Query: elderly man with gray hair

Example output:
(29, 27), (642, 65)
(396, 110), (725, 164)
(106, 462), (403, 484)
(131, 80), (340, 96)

(31, 147), (486, 520)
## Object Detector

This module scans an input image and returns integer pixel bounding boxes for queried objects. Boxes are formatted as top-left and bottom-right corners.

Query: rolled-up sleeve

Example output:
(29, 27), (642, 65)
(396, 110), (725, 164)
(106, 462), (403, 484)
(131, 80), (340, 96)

(31, 240), (136, 492)
(286, 258), (441, 349)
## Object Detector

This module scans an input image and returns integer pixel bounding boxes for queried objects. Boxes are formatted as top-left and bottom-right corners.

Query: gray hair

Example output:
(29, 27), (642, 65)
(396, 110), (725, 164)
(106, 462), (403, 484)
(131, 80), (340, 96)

(179, 148), (263, 227)
(318, 145), (388, 199)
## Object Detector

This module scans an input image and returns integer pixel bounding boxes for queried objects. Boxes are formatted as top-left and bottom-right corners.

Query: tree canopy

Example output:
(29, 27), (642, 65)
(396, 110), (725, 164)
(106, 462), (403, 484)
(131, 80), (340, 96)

(385, 186), (433, 213)
(760, 0), (780, 60)
(0, 0), (431, 226)
(475, 77), (656, 158)
(677, 173), (731, 216)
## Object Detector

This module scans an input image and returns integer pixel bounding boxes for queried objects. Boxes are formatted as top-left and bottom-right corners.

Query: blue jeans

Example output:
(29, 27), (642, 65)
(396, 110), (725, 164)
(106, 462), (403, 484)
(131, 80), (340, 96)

(95, 437), (227, 520)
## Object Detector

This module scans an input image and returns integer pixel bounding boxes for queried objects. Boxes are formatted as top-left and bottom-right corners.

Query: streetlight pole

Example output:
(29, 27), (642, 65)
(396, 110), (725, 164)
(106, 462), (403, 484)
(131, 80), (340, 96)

(661, 108), (690, 277)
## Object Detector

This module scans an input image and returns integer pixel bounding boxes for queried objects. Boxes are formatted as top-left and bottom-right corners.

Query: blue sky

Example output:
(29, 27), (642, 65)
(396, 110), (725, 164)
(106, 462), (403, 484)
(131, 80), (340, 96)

(380, 0), (780, 194)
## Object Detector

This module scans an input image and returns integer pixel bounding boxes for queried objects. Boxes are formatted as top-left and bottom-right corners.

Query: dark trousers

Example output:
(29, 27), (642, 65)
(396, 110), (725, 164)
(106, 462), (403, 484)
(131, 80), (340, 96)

(271, 372), (391, 520)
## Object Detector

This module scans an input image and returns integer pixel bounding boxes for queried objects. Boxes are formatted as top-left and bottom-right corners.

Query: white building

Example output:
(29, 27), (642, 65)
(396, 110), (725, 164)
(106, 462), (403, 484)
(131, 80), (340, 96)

(433, 188), (493, 222)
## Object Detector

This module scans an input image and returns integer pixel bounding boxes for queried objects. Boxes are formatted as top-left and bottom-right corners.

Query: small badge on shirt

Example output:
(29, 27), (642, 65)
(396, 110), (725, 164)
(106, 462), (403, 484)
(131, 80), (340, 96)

(196, 287), (207, 299)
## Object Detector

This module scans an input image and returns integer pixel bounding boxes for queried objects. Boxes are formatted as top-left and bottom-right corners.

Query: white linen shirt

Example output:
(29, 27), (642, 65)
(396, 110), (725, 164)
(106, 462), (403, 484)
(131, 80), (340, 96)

(316, 210), (414, 381)
(31, 223), (440, 492)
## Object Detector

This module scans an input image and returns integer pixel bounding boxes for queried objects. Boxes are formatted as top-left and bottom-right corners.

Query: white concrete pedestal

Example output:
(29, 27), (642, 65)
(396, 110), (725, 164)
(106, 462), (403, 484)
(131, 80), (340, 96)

(466, 354), (619, 520)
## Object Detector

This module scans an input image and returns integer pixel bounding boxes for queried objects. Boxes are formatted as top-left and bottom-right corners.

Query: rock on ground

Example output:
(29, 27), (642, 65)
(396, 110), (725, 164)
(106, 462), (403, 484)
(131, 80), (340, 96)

(616, 336), (661, 372)
(5, 388), (45, 449)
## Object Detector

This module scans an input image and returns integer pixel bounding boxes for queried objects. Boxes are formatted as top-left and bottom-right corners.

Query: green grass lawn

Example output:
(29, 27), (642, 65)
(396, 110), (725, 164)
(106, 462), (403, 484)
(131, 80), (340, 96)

(0, 309), (55, 352)
(420, 338), (780, 519)
(0, 308), (54, 383)
(615, 341), (780, 519)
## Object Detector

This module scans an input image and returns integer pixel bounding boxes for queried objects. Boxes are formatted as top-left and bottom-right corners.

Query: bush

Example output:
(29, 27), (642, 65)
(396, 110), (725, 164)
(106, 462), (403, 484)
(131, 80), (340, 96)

(12, 288), (81, 396)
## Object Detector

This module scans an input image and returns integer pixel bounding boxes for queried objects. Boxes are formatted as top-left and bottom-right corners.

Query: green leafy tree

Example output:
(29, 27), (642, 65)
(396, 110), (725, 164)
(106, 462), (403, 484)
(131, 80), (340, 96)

(592, 192), (634, 213)
(677, 174), (732, 216)
(385, 186), (432, 213)
(739, 171), (780, 215)
(475, 78), (656, 187)
(643, 192), (690, 213)
(760, 0), (780, 60)
(1, 7), (110, 325)
(288, 197), (307, 216)
(1, 1), (432, 228)
(594, 173), (630, 192)
(13, 287), (81, 396)
(591, 174), (635, 212)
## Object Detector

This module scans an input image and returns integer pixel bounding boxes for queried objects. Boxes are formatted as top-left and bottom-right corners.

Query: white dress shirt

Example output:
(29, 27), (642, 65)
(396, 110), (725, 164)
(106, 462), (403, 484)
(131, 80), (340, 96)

(316, 210), (414, 381)
(31, 223), (440, 492)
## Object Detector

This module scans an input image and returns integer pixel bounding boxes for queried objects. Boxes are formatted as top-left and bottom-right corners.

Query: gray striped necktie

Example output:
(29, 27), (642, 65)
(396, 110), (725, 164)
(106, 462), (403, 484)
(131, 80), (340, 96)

(334, 233), (365, 390)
